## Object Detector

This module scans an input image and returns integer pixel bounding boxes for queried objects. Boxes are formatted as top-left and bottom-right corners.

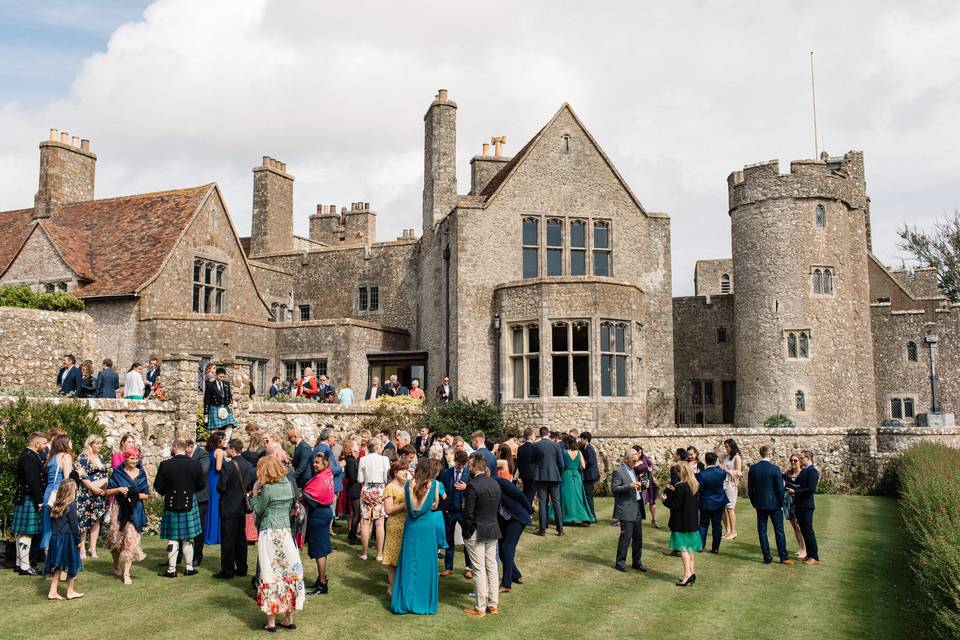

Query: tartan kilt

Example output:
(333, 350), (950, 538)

(207, 405), (237, 430)
(12, 500), (42, 535)
(160, 504), (202, 540)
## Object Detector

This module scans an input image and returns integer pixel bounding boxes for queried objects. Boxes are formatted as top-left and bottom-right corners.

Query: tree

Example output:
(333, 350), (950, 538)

(898, 210), (960, 301)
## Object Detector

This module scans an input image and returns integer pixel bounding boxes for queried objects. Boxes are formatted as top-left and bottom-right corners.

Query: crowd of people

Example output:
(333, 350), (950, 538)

(13, 414), (821, 628)
(55, 353), (163, 400)
(268, 371), (454, 406)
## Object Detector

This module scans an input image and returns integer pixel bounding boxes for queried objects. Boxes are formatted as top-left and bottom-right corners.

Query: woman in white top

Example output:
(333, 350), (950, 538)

(124, 363), (145, 399)
(338, 380), (354, 406)
(357, 440), (391, 561)
(721, 438), (742, 540)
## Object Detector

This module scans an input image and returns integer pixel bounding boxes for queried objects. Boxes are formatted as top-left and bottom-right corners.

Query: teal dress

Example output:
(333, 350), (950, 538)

(551, 451), (596, 524)
(390, 480), (448, 615)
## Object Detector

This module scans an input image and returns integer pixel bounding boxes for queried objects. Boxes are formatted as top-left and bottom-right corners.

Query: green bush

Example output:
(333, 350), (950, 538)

(764, 413), (795, 428)
(0, 285), (84, 311)
(361, 400), (425, 438)
(898, 442), (960, 638)
(0, 394), (104, 538)
(423, 398), (504, 440)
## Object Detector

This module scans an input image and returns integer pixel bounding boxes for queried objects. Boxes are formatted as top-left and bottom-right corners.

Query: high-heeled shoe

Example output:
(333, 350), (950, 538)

(676, 574), (696, 587)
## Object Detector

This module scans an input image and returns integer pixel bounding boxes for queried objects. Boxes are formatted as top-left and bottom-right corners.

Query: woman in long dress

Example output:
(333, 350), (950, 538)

(104, 448), (150, 585)
(252, 456), (305, 631)
(302, 455), (335, 596)
(381, 460), (410, 598)
(41, 435), (74, 551)
(390, 462), (448, 615)
(204, 431), (226, 545)
(75, 434), (108, 558)
(721, 438), (742, 540)
(551, 435), (595, 525)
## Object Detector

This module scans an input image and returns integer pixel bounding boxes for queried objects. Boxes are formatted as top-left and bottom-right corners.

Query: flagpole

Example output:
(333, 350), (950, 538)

(810, 51), (820, 158)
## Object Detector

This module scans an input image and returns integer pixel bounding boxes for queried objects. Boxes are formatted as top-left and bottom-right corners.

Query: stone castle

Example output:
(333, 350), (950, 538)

(0, 90), (955, 433)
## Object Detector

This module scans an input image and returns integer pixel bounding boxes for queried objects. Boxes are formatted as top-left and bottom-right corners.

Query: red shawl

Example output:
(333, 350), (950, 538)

(303, 467), (334, 506)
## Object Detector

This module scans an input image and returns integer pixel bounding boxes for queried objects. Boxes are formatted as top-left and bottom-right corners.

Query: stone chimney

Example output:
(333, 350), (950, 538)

(250, 156), (294, 257)
(470, 137), (511, 195)
(422, 89), (457, 233)
(33, 128), (96, 219)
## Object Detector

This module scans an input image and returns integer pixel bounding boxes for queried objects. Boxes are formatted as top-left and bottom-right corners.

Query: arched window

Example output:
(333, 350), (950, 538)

(720, 274), (731, 294)
(799, 332), (810, 358)
(812, 269), (823, 294)
(906, 341), (918, 362)
(795, 390), (806, 411)
(787, 333), (797, 358)
(815, 204), (826, 228)
(823, 269), (833, 295)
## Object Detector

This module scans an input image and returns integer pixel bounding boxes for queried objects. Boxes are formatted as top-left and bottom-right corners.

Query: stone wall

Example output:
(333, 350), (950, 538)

(694, 259), (733, 296)
(247, 401), (423, 445)
(672, 295), (736, 424)
(0, 307), (96, 391)
(0, 227), (77, 290)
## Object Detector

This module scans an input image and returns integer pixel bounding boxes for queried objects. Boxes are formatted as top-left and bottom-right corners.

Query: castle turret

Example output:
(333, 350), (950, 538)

(34, 129), (96, 219)
(422, 89), (457, 233)
(728, 151), (876, 427)
(249, 156), (294, 257)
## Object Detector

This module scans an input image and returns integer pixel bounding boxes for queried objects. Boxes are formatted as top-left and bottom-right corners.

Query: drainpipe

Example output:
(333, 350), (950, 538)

(925, 335), (940, 413)
(443, 244), (451, 396)
(493, 312), (502, 407)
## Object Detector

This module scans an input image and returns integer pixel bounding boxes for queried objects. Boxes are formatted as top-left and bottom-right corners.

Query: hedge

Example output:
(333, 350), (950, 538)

(0, 284), (84, 311)
(898, 442), (960, 638)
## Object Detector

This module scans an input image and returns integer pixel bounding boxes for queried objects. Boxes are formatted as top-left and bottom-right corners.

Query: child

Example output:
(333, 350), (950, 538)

(45, 481), (84, 600)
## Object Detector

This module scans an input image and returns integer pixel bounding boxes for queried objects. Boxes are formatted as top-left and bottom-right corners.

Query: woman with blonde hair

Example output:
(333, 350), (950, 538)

(662, 462), (701, 587)
(75, 434), (109, 557)
(252, 456), (305, 631)
(337, 379), (354, 406)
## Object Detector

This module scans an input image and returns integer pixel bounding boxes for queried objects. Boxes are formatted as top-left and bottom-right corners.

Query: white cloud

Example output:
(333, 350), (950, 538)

(1, 0), (958, 293)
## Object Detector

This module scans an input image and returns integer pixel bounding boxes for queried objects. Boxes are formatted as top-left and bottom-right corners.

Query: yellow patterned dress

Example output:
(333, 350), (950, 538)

(381, 482), (407, 567)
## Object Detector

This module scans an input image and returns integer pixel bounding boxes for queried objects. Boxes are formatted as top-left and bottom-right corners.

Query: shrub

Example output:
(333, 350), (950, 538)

(898, 442), (960, 638)
(423, 398), (504, 440)
(0, 284), (84, 311)
(0, 394), (104, 538)
(764, 413), (795, 428)
(361, 400), (425, 438)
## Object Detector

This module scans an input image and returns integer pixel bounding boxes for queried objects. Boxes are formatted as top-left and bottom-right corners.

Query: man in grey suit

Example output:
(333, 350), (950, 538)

(612, 449), (647, 572)
(533, 426), (565, 536)
(189, 439), (211, 566)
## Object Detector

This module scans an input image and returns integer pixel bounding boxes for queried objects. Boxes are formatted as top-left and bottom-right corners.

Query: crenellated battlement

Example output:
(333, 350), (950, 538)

(728, 150), (867, 213)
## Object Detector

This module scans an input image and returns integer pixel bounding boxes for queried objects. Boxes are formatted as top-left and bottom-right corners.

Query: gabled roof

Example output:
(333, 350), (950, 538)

(0, 185), (215, 297)
(479, 103), (660, 217)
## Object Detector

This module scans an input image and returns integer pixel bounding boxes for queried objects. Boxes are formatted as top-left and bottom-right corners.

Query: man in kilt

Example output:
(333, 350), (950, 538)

(13, 432), (48, 575)
(204, 367), (237, 433)
(153, 438), (206, 577)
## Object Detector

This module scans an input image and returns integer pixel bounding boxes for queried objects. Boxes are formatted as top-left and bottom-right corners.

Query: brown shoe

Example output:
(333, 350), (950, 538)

(486, 606), (499, 614)
(513, 577), (524, 584)
(439, 569), (453, 577)
(780, 559), (796, 565)
(498, 587), (511, 593)
(464, 570), (474, 579)
(463, 608), (486, 617)
(803, 558), (820, 565)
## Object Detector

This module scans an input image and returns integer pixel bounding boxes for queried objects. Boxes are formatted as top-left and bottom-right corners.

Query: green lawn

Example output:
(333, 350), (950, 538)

(1, 495), (912, 639)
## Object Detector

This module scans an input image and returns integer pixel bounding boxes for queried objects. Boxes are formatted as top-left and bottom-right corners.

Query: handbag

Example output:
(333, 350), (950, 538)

(244, 512), (258, 542)
(232, 460), (253, 514)
(46, 463), (62, 507)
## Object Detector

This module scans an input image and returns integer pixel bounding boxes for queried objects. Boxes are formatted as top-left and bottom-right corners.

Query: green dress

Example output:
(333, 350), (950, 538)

(551, 451), (596, 524)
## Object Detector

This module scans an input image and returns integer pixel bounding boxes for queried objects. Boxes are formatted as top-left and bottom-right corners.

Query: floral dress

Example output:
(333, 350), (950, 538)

(75, 453), (108, 531)
(381, 482), (406, 567)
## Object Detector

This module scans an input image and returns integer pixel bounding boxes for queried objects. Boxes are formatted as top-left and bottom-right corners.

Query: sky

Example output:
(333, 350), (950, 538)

(1, 0), (958, 295)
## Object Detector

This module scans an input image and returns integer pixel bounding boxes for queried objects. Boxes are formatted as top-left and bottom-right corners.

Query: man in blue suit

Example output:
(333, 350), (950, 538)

(438, 450), (474, 577)
(469, 431), (497, 475)
(696, 452), (729, 553)
(747, 445), (795, 565)
(495, 475), (533, 591)
(95, 359), (120, 398)
(57, 354), (82, 395)
(533, 427), (566, 536)
(789, 450), (820, 565)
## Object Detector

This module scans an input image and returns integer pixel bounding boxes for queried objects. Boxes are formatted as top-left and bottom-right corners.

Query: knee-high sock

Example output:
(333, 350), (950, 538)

(166, 541), (179, 572)
(16, 536), (32, 570)
(181, 540), (195, 571)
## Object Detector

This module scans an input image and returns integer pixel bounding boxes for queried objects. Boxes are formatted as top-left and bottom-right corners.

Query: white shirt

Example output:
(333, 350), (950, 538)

(124, 371), (145, 397)
(623, 464), (641, 500)
(358, 453), (391, 485)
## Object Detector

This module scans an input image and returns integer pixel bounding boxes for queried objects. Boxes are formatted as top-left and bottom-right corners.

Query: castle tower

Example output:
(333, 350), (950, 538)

(422, 89), (457, 234)
(34, 129), (96, 219)
(728, 151), (877, 427)
(249, 156), (294, 257)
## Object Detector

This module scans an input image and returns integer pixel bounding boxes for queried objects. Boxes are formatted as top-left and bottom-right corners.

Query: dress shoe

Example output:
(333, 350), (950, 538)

(184, 569), (199, 576)
(486, 606), (499, 615)
(632, 563), (647, 572)
(212, 572), (234, 579)
(708, 549), (719, 554)
(780, 559), (796, 566)
(463, 608), (486, 617)
(158, 570), (178, 578)
(803, 558), (820, 565)
(556, 531), (566, 537)
(347, 537), (361, 546)
(17, 567), (38, 576)
(533, 529), (546, 537)
(513, 577), (523, 584)
(439, 569), (453, 577)
(614, 565), (627, 572)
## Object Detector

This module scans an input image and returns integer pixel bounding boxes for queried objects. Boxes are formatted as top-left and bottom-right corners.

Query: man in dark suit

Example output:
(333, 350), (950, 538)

(187, 439), (210, 565)
(462, 456), (503, 617)
(436, 376), (452, 403)
(789, 450), (820, 565)
(268, 376), (282, 398)
(470, 430), (497, 474)
(612, 449), (647, 572)
(154, 438), (205, 577)
(384, 375), (409, 396)
(516, 428), (537, 504)
(57, 354), (81, 395)
(287, 426), (314, 488)
(696, 452), (729, 554)
(13, 431), (47, 575)
(533, 426), (565, 536)
(143, 356), (161, 398)
(495, 475), (533, 592)
(579, 431), (600, 520)
(203, 368), (236, 430)
(317, 374), (334, 401)
(214, 439), (255, 579)
(438, 450), (474, 577)
(95, 359), (120, 398)
(365, 376), (383, 400)
(748, 445), (795, 565)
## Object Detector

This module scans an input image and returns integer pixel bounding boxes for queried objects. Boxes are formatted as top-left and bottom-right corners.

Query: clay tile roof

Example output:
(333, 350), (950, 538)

(0, 184), (214, 298)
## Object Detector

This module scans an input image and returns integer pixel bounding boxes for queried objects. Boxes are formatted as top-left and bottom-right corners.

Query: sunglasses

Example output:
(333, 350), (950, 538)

(789, 458), (799, 463)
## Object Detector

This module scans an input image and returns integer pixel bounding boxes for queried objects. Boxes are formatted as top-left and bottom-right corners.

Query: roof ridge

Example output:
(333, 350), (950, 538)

(67, 183), (216, 206)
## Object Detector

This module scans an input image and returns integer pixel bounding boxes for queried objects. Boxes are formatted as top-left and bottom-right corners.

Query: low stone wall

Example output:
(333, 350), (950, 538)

(875, 426), (960, 454)
(0, 307), (96, 392)
(248, 401), (424, 444)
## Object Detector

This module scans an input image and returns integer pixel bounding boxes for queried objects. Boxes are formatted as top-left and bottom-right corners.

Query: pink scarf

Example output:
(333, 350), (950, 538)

(303, 468), (334, 506)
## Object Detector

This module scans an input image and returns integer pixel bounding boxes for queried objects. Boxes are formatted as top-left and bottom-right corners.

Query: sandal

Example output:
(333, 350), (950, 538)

(278, 622), (297, 630)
